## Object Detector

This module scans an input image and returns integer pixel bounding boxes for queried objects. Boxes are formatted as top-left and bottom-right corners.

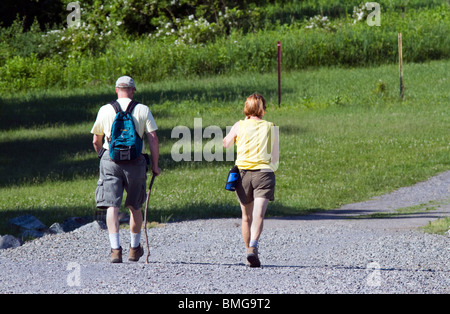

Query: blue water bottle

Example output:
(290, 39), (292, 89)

(225, 166), (240, 191)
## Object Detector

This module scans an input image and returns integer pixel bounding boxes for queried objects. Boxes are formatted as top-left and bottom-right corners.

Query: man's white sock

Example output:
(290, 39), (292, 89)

(250, 239), (258, 248)
(130, 232), (141, 248)
(109, 233), (120, 249)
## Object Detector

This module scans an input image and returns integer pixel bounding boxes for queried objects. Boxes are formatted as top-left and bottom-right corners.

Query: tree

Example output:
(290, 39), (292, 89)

(0, 0), (65, 30)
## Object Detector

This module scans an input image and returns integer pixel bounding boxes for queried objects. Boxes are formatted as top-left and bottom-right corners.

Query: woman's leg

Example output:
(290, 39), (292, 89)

(245, 198), (269, 267)
(250, 198), (269, 245)
(240, 198), (269, 248)
(240, 201), (254, 248)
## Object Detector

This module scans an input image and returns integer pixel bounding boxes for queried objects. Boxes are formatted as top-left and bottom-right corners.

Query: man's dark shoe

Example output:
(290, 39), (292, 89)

(110, 247), (123, 263)
(129, 244), (144, 262)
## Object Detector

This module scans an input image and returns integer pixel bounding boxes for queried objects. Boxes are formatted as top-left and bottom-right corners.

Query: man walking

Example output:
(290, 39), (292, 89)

(91, 76), (161, 263)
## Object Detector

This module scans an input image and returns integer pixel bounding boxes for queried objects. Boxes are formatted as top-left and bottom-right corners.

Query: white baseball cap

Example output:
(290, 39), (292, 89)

(115, 76), (136, 90)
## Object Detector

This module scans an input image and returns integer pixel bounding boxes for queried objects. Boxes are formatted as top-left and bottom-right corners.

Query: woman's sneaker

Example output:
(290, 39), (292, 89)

(246, 247), (261, 267)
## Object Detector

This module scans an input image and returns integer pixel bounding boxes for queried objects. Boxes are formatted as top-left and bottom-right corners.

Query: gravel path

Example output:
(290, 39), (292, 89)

(0, 172), (449, 294)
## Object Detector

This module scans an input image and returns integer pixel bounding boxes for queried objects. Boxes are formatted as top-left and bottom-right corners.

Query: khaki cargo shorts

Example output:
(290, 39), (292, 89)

(235, 169), (276, 205)
(95, 153), (147, 210)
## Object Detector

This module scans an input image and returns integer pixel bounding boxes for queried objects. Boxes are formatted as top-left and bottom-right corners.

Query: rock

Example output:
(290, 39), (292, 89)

(8, 215), (47, 232)
(94, 210), (106, 223)
(49, 223), (65, 234)
(61, 216), (91, 232)
(21, 229), (45, 239)
(93, 211), (128, 224)
(0, 235), (22, 249)
(73, 221), (106, 233)
(118, 212), (130, 224)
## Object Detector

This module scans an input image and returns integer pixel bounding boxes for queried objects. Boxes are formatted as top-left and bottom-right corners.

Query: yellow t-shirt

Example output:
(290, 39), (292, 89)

(90, 98), (158, 152)
(235, 119), (276, 171)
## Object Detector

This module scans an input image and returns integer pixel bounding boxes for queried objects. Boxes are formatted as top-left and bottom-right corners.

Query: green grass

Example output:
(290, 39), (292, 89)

(0, 59), (449, 236)
(423, 217), (450, 235)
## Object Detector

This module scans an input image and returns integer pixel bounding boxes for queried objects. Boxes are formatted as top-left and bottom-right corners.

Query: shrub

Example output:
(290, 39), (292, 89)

(0, 1), (448, 91)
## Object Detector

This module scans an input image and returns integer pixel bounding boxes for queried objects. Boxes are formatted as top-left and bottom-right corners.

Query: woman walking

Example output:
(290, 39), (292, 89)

(223, 93), (279, 267)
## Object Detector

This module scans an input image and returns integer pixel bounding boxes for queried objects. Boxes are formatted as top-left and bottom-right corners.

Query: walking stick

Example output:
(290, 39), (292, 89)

(143, 173), (156, 264)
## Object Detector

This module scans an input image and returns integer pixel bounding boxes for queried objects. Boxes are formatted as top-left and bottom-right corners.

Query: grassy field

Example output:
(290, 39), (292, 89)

(0, 59), (449, 236)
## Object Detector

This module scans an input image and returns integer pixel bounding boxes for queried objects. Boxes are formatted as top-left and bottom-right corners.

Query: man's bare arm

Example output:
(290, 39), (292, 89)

(146, 131), (161, 175)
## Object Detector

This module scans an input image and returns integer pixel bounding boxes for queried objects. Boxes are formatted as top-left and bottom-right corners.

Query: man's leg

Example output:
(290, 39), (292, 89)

(106, 206), (120, 247)
(129, 205), (143, 248)
(129, 206), (143, 233)
(128, 205), (144, 261)
(106, 206), (122, 263)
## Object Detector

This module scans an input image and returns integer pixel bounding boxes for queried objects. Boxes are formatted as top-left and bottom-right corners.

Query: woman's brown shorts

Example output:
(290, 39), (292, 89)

(235, 169), (275, 205)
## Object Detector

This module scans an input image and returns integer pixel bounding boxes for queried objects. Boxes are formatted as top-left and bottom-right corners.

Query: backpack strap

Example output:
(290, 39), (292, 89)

(109, 100), (139, 114)
(125, 100), (139, 114)
(110, 100), (121, 113)
(126, 100), (143, 141)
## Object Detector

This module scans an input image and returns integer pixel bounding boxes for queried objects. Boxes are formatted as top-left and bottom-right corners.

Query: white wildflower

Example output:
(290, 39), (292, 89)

(356, 11), (364, 20)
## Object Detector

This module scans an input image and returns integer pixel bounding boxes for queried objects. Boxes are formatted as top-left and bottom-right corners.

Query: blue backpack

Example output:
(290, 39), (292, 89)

(108, 100), (143, 162)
